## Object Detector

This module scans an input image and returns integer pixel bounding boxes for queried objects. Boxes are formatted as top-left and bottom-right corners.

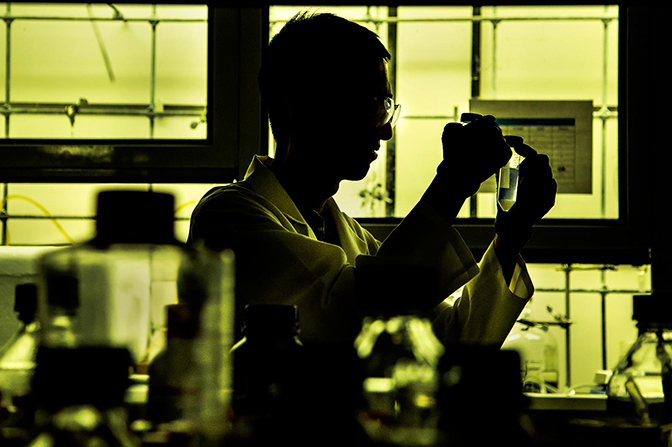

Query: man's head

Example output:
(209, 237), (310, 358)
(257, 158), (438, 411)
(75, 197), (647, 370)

(258, 12), (396, 181)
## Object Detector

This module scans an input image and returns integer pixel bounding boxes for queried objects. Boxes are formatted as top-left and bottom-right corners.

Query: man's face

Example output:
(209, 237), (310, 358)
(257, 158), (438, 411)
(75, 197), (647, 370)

(289, 59), (394, 182)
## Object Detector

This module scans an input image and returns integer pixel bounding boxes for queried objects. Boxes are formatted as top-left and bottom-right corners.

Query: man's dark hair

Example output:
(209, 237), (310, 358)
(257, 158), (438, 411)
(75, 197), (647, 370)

(258, 11), (391, 146)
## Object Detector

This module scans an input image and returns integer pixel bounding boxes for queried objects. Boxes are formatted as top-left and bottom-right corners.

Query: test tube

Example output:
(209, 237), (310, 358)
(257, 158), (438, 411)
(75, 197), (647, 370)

(459, 113), (522, 212)
(497, 148), (522, 212)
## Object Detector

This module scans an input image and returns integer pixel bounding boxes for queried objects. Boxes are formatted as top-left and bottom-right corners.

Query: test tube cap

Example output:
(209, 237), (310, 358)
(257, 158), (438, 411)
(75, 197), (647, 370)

(460, 112), (482, 123)
(633, 294), (672, 325)
(94, 190), (177, 245)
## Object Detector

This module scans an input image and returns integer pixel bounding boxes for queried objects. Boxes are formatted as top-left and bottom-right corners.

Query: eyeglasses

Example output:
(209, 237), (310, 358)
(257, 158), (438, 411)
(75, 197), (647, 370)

(373, 96), (401, 128)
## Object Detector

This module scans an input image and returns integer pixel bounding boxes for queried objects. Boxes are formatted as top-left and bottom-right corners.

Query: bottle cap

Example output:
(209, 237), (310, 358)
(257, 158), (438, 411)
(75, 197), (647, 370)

(633, 294), (672, 325)
(94, 190), (177, 245)
(460, 112), (482, 123)
(14, 283), (37, 324)
(243, 304), (299, 335)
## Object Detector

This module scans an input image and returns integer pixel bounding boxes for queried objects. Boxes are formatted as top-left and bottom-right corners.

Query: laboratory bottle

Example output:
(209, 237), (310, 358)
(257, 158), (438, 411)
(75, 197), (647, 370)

(34, 190), (236, 444)
(229, 304), (304, 421)
(436, 345), (530, 447)
(0, 284), (39, 409)
(607, 294), (672, 426)
(147, 303), (199, 426)
(354, 260), (444, 446)
(28, 345), (140, 447)
(36, 190), (232, 366)
(0, 283), (39, 443)
(501, 308), (560, 393)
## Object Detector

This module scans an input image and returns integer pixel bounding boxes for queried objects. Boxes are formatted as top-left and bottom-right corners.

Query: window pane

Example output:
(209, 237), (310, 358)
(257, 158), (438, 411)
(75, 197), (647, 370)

(268, 5), (620, 221)
(4, 3), (207, 139)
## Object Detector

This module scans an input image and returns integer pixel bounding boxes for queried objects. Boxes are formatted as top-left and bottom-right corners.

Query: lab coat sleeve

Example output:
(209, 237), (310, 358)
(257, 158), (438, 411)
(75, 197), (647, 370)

(189, 188), (482, 342)
(189, 187), (363, 341)
(370, 201), (480, 300)
(432, 241), (534, 347)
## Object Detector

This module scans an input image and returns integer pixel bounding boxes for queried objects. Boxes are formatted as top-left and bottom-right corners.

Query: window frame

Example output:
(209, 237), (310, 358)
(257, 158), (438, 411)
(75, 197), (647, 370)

(359, 6), (651, 265)
(0, 6), (266, 183)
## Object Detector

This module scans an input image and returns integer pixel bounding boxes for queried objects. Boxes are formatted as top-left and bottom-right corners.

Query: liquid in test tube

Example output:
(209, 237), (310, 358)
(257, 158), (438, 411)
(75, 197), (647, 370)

(498, 149), (522, 212)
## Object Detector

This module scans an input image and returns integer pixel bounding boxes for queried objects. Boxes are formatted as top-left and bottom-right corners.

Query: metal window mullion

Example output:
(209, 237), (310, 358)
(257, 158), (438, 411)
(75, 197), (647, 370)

(600, 13), (614, 219)
(2, 6), (9, 244)
(564, 264), (572, 390)
(4, 3), (12, 139)
(491, 6), (499, 98)
(149, 5), (158, 139)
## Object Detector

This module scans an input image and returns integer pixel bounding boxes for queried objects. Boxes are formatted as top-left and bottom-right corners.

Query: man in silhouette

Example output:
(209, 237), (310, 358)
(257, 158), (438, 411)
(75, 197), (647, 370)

(188, 12), (556, 344)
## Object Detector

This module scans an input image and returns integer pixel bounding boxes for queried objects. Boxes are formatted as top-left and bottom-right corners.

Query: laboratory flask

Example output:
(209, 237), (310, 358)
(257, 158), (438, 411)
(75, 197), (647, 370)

(354, 260), (444, 446)
(607, 294), (672, 426)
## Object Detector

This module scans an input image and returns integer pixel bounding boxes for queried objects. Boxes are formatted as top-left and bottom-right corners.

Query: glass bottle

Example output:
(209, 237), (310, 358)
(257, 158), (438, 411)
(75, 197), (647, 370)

(28, 346), (139, 447)
(502, 308), (560, 393)
(0, 283), (39, 412)
(607, 294), (672, 426)
(229, 304), (304, 421)
(31, 190), (236, 446)
(354, 260), (444, 446)
(147, 303), (199, 426)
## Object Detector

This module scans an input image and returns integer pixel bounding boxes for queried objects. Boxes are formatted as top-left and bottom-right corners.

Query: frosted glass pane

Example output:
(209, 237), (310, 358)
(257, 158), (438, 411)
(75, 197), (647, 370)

(267, 5), (619, 220)
(155, 22), (207, 105)
(3, 3), (207, 139)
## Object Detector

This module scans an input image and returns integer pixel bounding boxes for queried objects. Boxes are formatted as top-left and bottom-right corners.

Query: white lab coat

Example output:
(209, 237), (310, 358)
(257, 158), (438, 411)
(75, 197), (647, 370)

(188, 155), (533, 345)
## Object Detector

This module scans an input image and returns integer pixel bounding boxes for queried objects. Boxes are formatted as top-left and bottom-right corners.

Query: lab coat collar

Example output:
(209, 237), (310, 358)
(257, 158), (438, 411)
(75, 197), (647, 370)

(242, 155), (315, 233)
(241, 155), (362, 257)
